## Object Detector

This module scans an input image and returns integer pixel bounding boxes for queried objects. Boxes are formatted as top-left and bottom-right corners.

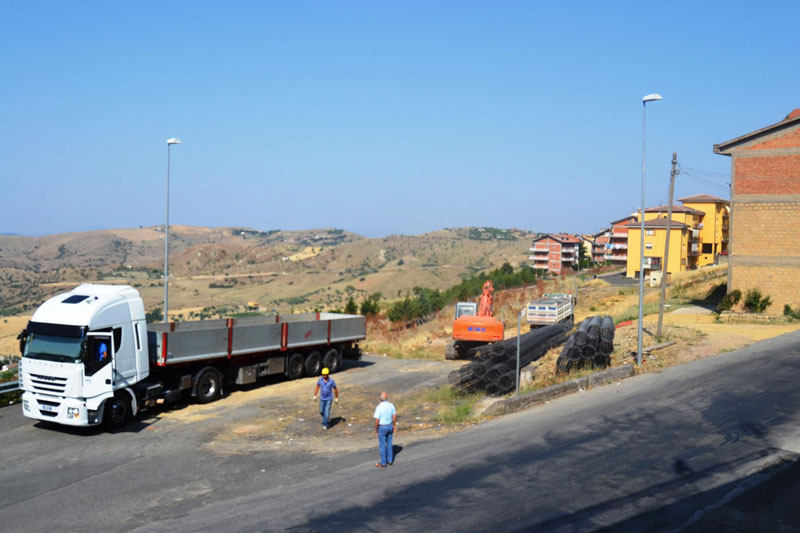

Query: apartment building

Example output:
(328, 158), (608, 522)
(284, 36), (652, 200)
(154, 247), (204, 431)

(529, 234), (581, 275)
(601, 215), (637, 266)
(714, 108), (800, 312)
(625, 200), (729, 278)
(679, 194), (730, 265)
(592, 229), (609, 263)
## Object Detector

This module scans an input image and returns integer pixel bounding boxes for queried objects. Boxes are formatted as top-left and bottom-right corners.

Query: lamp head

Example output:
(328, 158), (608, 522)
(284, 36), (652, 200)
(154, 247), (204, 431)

(166, 138), (183, 145)
(642, 94), (663, 103)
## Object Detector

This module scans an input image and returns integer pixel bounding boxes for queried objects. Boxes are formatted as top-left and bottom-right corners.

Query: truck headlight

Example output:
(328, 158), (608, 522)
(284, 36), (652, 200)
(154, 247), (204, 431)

(67, 407), (80, 419)
(23, 399), (30, 411)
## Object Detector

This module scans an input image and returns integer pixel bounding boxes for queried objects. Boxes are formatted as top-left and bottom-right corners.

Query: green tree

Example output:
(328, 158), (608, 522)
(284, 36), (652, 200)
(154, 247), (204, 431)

(360, 293), (382, 315)
(344, 296), (358, 314)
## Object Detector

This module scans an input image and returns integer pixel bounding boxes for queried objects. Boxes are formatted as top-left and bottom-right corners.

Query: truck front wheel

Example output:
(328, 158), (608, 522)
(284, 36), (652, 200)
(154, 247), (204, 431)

(103, 393), (131, 429)
(196, 369), (221, 404)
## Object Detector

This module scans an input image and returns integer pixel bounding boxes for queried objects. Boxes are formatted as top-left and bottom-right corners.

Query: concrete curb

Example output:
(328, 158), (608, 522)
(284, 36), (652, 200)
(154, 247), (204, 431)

(479, 364), (635, 417)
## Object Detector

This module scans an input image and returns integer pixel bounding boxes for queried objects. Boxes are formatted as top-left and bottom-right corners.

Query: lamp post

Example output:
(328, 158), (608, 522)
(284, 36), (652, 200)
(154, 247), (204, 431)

(638, 94), (661, 366)
(164, 138), (182, 323)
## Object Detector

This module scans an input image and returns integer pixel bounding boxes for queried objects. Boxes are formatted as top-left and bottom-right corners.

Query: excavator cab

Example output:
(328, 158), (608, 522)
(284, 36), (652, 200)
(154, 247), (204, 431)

(454, 302), (477, 319)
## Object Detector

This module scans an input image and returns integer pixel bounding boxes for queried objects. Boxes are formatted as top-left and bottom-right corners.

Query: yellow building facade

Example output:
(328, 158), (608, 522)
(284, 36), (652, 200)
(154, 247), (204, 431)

(625, 195), (730, 278)
(679, 195), (730, 267)
(625, 218), (691, 278)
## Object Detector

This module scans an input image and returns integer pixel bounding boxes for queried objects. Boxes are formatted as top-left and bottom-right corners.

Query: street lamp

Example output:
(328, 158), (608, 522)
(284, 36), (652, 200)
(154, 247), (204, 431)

(164, 137), (182, 323)
(638, 94), (661, 366)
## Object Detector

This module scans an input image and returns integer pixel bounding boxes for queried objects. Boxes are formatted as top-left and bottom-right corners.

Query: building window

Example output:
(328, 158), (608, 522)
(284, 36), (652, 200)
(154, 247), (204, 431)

(645, 244), (653, 250)
(645, 229), (654, 236)
(702, 243), (713, 254)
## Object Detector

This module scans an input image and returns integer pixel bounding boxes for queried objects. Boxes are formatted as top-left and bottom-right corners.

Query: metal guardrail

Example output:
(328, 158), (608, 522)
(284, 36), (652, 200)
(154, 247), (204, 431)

(0, 381), (20, 395)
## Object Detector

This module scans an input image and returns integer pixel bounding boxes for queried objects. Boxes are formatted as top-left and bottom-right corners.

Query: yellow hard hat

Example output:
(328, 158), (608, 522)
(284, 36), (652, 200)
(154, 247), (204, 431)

(321, 367), (329, 375)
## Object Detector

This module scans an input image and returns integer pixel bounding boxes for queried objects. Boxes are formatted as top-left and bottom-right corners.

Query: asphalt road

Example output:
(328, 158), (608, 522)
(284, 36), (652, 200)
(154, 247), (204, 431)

(2, 332), (800, 532)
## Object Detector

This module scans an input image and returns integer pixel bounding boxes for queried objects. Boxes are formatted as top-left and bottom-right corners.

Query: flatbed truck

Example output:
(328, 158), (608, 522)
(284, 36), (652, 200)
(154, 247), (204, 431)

(18, 284), (365, 428)
(525, 293), (575, 328)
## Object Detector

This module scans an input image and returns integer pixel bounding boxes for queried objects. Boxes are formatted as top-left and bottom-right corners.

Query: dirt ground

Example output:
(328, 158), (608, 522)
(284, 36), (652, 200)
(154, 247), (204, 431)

(147, 356), (469, 455)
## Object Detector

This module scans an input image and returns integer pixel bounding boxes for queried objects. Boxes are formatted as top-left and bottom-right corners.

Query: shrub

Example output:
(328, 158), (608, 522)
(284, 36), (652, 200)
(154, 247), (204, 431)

(145, 308), (164, 322)
(717, 289), (742, 312)
(784, 304), (800, 320)
(743, 288), (772, 313)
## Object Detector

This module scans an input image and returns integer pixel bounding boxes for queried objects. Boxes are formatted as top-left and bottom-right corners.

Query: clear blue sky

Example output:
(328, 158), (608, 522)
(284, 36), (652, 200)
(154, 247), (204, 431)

(1, 1), (798, 237)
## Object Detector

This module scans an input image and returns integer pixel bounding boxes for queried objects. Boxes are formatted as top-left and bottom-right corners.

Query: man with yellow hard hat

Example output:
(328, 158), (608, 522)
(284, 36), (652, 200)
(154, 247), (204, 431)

(313, 367), (339, 430)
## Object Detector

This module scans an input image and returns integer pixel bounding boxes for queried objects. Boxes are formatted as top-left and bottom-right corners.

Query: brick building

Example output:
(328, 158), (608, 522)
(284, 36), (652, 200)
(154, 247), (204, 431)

(529, 234), (581, 275)
(714, 109), (800, 313)
(601, 215), (637, 266)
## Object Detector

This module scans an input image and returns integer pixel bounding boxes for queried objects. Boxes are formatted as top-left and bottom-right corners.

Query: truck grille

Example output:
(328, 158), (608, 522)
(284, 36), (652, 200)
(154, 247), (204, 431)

(37, 398), (61, 417)
(29, 373), (68, 394)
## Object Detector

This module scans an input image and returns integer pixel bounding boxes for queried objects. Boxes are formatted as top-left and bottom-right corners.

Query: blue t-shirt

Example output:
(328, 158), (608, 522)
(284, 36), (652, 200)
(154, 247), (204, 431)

(373, 401), (396, 425)
(317, 376), (337, 400)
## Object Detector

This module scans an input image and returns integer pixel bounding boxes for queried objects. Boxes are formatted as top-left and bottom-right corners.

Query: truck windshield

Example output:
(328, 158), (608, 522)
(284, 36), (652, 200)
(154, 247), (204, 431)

(23, 333), (85, 363)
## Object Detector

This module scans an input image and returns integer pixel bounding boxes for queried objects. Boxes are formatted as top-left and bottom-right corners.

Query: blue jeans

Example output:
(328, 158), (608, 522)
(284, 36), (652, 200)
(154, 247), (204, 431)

(319, 399), (332, 427)
(378, 425), (394, 465)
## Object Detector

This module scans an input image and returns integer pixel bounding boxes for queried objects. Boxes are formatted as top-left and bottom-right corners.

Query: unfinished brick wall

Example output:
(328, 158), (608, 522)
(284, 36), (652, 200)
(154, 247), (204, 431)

(724, 120), (800, 313)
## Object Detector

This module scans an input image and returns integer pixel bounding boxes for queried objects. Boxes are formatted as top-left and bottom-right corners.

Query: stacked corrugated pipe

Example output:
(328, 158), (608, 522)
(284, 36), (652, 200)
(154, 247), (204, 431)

(448, 322), (570, 396)
(556, 315), (615, 374)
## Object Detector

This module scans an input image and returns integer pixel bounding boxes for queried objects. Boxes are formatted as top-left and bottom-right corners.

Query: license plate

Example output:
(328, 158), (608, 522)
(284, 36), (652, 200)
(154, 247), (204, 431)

(40, 404), (56, 412)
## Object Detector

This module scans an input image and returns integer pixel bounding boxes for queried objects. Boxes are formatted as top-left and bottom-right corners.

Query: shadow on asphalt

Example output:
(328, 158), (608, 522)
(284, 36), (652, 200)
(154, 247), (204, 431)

(342, 359), (375, 370)
(392, 444), (403, 463)
(33, 415), (160, 435)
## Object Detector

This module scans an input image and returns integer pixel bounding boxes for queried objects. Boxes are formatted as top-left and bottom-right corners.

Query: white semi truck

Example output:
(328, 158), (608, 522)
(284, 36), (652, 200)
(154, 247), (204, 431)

(18, 284), (365, 428)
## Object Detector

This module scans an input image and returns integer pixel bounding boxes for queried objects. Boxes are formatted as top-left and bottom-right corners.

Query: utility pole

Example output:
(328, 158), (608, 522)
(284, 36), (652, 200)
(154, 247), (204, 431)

(656, 152), (679, 338)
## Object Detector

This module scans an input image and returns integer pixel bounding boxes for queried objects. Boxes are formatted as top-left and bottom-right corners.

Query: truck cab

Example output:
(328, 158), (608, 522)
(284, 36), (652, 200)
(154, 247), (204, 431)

(20, 284), (148, 426)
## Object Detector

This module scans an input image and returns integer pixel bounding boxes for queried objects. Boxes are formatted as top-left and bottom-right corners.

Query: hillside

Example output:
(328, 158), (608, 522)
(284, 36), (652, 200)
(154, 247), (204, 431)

(0, 225), (538, 317)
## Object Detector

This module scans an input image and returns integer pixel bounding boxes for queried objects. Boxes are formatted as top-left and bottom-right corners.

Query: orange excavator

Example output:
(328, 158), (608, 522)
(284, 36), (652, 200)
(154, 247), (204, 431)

(445, 280), (504, 359)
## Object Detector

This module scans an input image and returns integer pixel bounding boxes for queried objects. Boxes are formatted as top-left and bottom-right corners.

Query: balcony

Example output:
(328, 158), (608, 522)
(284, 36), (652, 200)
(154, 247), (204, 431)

(643, 257), (662, 270)
(688, 243), (700, 256)
(604, 254), (627, 262)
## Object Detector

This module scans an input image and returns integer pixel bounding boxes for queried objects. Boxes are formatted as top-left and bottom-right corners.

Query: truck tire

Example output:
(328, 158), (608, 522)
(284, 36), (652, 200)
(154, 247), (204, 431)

(287, 353), (305, 380)
(103, 393), (130, 429)
(322, 348), (340, 373)
(196, 369), (221, 404)
(305, 351), (322, 376)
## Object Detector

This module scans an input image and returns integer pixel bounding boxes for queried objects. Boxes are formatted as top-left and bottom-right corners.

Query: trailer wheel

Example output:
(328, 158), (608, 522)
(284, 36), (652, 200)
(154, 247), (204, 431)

(196, 369), (221, 404)
(322, 348), (340, 373)
(305, 351), (322, 376)
(287, 353), (305, 380)
(103, 393), (130, 429)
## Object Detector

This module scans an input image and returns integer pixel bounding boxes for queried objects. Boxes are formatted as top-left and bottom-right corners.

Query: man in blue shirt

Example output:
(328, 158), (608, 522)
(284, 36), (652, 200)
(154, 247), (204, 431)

(313, 367), (338, 429)
(373, 391), (397, 467)
(97, 342), (108, 362)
